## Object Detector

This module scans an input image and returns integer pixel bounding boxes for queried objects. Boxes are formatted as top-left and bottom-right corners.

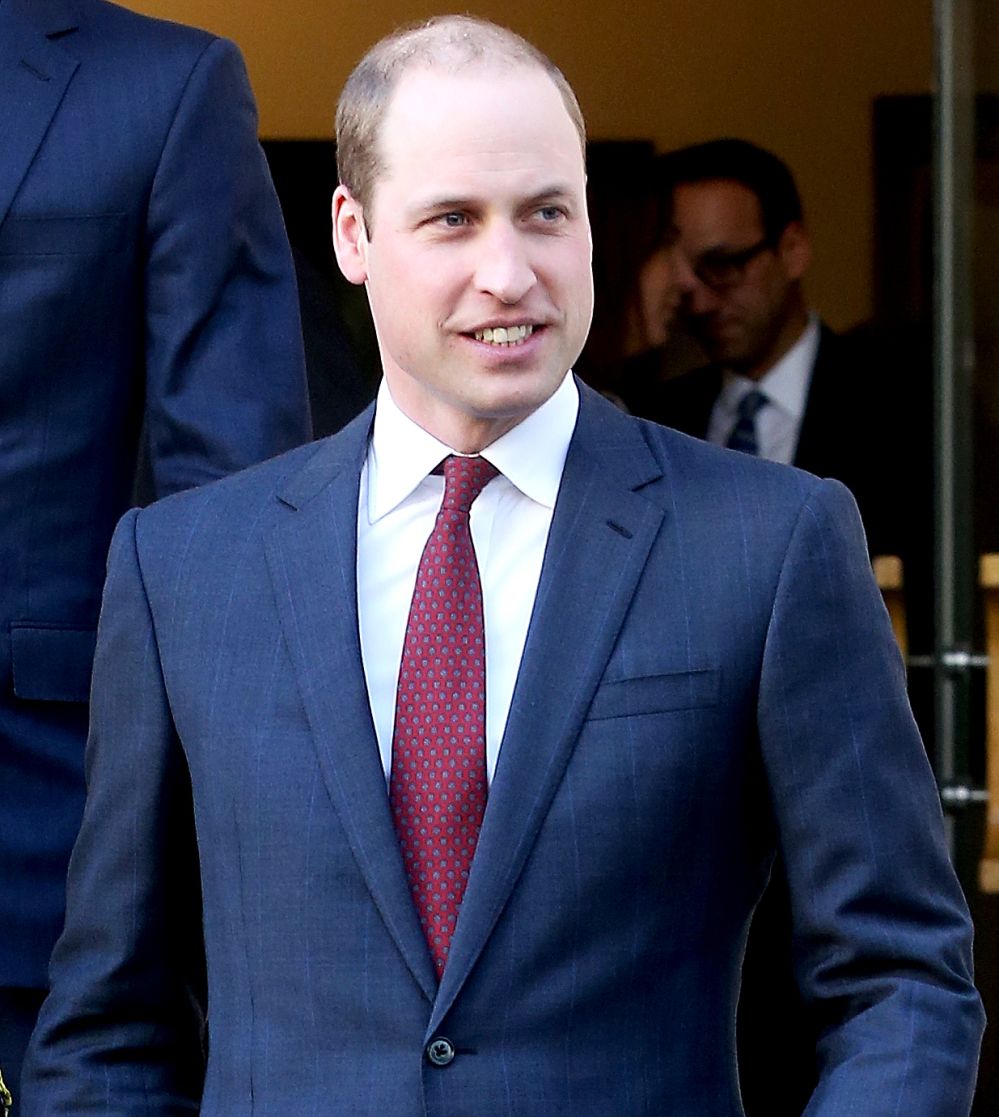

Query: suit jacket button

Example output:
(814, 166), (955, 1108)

(426, 1037), (456, 1067)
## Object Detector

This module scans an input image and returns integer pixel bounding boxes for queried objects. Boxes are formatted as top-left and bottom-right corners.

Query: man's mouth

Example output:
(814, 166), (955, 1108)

(472, 324), (535, 346)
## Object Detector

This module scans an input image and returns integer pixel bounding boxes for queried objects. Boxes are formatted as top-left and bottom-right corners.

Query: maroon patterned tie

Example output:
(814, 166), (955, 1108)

(390, 454), (498, 978)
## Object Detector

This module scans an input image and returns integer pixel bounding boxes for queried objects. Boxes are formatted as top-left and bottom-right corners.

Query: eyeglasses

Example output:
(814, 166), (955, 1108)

(692, 237), (773, 290)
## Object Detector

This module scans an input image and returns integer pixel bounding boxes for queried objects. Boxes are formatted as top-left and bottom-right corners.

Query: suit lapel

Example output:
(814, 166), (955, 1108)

(264, 409), (438, 1002)
(263, 392), (669, 1016)
(0, 0), (80, 230)
(431, 388), (666, 1026)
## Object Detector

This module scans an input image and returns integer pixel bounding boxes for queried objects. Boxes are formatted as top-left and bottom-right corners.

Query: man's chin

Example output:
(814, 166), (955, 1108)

(702, 348), (740, 367)
(699, 337), (750, 368)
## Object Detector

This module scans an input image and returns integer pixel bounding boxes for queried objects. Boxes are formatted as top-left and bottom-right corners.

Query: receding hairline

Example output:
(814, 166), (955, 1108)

(380, 58), (583, 147)
(335, 15), (587, 217)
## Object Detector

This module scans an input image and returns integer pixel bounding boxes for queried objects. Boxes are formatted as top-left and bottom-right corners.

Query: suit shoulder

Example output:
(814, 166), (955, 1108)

(76, 0), (234, 68)
(83, 0), (212, 42)
(134, 438), (335, 541)
(577, 384), (825, 514)
(638, 415), (833, 510)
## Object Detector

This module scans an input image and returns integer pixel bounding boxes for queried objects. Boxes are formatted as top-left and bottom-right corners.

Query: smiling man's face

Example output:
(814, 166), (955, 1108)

(333, 63), (593, 452)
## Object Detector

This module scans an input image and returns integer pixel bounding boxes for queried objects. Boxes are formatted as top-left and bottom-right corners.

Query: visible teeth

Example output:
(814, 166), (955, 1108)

(474, 324), (534, 345)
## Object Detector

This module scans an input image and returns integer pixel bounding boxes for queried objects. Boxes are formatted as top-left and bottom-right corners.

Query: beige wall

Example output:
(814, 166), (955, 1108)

(129, 0), (933, 330)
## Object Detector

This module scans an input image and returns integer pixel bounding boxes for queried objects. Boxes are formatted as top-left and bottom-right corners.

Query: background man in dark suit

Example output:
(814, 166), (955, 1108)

(23, 17), (982, 1116)
(651, 139), (907, 559)
(0, 0), (311, 1094)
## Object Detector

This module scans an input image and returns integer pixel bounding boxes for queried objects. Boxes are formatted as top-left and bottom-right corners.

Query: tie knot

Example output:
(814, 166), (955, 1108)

(442, 454), (498, 513)
(737, 389), (767, 421)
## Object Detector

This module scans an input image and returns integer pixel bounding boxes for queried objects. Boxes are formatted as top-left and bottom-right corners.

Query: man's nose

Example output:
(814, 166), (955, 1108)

(473, 225), (536, 304)
(671, 247), (699, 296)
(686, 274), (721, 316)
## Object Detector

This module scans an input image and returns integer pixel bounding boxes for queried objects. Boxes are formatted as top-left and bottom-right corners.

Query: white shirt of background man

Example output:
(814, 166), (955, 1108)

(707, 312), (821, 465)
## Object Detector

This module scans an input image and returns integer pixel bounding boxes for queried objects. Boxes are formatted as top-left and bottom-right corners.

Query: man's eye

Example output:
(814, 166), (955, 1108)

(538, 206), (565, 222)
(438, 212), (467, 228)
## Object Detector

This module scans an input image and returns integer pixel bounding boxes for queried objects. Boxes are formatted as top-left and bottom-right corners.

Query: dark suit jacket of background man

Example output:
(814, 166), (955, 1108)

(24, 385), (983, 1116)
(0, 0), (310, 1002)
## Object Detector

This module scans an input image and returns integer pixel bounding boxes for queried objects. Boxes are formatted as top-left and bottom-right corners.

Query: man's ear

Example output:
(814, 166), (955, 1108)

(777, 220), (811, 281)
(332, 185), (369, 286)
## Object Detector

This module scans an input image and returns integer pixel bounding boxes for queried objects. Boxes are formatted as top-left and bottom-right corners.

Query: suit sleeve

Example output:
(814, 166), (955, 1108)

(21, 510), (205, 1115)
(143, 36), (311, 497)
(757, 479), (985, 1115)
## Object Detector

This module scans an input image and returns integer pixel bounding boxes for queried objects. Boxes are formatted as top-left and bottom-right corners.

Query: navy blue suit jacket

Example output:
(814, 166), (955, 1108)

(24, 386), (982, 1115)
(0, 0), (311, 987)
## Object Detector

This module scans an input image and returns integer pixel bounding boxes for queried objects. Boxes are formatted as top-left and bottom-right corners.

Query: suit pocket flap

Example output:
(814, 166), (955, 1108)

(11, 624), (97, 703)
(0, 214), (127, 256)
(588, 667), (719, 721)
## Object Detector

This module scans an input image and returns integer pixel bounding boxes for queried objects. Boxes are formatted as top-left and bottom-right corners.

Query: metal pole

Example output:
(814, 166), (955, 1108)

(931, 0), (978, 845)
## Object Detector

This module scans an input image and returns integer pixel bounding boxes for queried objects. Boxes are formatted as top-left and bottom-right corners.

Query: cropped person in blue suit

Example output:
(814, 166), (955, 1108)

(0, 0), (311, 1095)
(22, 15), (983, 1116)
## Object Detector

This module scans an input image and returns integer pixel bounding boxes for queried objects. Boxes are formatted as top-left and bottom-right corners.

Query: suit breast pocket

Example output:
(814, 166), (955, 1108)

(587, 666), (720, 721)
(0, 214), (127, 256)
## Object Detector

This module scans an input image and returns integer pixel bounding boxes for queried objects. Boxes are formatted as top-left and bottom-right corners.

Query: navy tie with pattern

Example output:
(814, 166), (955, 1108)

(726, 389), (767, 456)
(390, 454), (498, 978)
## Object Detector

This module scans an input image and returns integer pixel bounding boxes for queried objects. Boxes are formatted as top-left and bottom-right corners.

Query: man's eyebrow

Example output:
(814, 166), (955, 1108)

(524, 183), (578, 204)
(407, 183), (580, 218)
(412, 195), (476, 213)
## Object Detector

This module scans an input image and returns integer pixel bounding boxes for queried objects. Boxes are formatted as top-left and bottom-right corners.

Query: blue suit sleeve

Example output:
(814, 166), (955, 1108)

(757, 478), (984, 1115)
(21, 510), (205, 1114)
(143, 36), (311, 496)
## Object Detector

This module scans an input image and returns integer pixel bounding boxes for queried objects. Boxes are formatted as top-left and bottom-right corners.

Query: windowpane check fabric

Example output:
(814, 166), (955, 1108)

(390, 454), (498, 978)
(726, 389), (767, 456)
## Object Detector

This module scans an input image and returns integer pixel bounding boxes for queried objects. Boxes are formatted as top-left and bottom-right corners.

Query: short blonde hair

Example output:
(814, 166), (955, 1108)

(335, 15), (586, 228)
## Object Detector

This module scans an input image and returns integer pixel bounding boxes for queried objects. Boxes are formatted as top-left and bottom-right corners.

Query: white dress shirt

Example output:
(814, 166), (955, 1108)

(706, 313), (821, 465)
(357, 373), (579, 783)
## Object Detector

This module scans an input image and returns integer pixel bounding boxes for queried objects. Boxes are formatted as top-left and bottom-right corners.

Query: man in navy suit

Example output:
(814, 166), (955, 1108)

(22, 16), (983, 1116)
(0, 0), (311, 1094)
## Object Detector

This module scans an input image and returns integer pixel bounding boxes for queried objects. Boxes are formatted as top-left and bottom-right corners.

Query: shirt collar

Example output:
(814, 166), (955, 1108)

(720, 312), (821, 420)
(366, 372), (579, 523)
